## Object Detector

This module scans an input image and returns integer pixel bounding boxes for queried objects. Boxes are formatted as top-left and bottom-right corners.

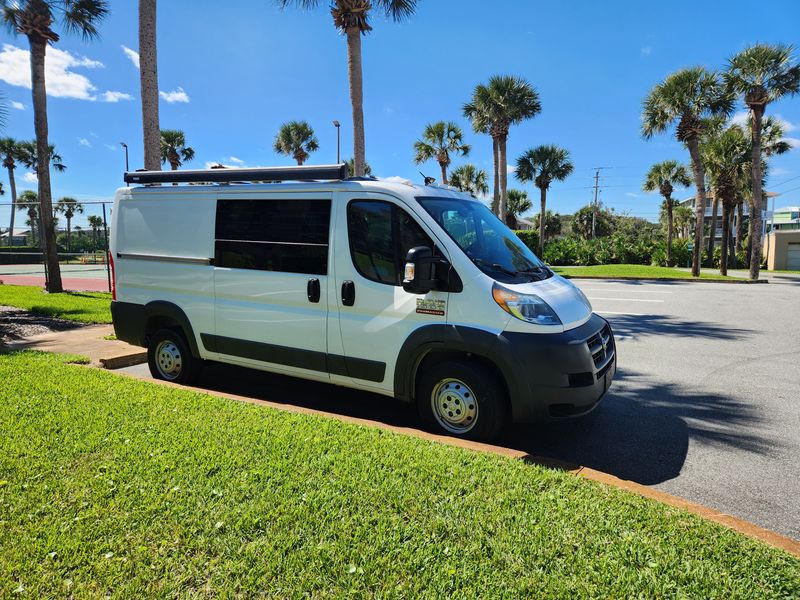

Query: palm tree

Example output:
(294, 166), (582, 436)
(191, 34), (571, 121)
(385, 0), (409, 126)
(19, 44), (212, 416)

(139, 0), (160, 171)
(726, 44), (800, 279)
(87, 214), (103, 251)
(515, 145), (574, 255)
(273, 120), (319, 165)
(17, 140), (66, 172)
(0, 137), (24, 247)
(449, 164), (488, 197)
(55, 196), (83, 252)
(277, 1), (417, 177)
(160, 129), (195, 171)
(464, 75), (541, 223)
(642, 160), (692, 266)
(16, 189), (38, 246)
(345, 156), (371, 176)
(505, 188), (532, 230)
(463, 98), (498, 210)
(642, 67), (733, 277)
(412, 121), (470, 185)
(2, 0), (107, 293)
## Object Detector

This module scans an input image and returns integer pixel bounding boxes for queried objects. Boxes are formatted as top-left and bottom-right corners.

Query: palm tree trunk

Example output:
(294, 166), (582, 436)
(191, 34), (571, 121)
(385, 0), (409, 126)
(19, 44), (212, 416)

(666, 195), (674, 266)
(498, 135), (508, 223)
(492, 137), (499, 214)
(140, 0), (161, 172)
(745, 205), (753, 267)
(6, 165), (17, 248)
(440, 162), (448, 186)
(728, 210), (736, 265)
(345, 27), (366, 177)
(538, 186), (547, 256)
(748, 107), (764, 280)
(66, 217), (72, 254)
(735, 199), (744, 260)
(706, 193), (718, 267)
(29, 38), (62, 293)
(720, 201), (731, 276)
(686, 136), (707, 277)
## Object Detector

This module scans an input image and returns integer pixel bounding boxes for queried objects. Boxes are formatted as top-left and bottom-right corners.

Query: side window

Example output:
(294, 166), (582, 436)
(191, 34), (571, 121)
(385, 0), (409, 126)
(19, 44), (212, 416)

(215, 199), (330, 275)
(348, 200), (434, 285)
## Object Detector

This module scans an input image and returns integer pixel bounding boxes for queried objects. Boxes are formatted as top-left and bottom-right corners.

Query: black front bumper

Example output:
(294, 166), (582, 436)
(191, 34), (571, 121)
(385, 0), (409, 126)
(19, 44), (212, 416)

(499, 313), (616, 422)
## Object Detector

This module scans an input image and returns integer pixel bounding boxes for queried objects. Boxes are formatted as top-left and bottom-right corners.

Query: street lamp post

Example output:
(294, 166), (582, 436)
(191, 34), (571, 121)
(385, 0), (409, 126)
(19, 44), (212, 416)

(332, 120), (341, 165)
(120, 142), (129, 186)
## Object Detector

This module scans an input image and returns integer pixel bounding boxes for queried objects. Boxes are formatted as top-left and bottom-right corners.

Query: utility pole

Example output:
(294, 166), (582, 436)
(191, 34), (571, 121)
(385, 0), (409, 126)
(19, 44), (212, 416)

(591, 169), (600, 239)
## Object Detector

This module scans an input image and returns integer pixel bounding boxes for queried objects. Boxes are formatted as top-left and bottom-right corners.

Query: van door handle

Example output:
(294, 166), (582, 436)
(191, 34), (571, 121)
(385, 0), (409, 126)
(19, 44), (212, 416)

(307, 278), (320, 303)
(341, 280), (355, 306)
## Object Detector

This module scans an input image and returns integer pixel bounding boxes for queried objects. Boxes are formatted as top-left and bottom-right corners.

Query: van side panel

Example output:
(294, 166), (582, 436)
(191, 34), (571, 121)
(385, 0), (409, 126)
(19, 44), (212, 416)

(113, 190), (216, 355)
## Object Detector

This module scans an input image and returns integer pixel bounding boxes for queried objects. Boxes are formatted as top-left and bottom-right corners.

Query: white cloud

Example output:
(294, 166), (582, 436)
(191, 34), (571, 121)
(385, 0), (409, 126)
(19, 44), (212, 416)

(774, 114), (797, 133)
(10, 100), (24, 110)
(121, 45), (140, 69)
(506, 164), (517, 175)
(228, 156), (245, 165)
(784, 137), (800, 148)
(730, 111), (749, 127)
(23, 172), (37, 183)
(78, 137), (92, 148)
(641, 46), (652, 56)
(159, 87), (189, 103)
(104, 144), (117, 151)
(625, 192), (640, 198)
(102, 90), (133, 102)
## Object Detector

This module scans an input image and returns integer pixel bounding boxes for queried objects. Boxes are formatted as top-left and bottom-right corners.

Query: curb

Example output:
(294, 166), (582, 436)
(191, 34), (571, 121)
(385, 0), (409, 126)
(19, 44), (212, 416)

(98, 351), (147, 370)
(109, 367), (800, 557)
(560, 275), (768, 284)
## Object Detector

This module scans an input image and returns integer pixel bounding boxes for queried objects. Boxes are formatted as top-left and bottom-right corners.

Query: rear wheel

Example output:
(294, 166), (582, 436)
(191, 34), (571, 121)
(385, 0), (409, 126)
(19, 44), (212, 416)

(417, 359), (507, 441)
(148, 328), (202, 384)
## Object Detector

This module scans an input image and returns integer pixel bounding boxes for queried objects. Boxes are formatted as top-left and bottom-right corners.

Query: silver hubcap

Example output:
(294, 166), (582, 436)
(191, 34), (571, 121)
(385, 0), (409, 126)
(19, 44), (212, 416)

(431, 378), (478, 434)
(155, 340), (182, 380)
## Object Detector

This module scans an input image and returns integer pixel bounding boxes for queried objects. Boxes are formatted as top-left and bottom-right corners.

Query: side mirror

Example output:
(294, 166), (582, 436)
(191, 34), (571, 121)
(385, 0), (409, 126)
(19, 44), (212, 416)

(402, 246), (439, 294)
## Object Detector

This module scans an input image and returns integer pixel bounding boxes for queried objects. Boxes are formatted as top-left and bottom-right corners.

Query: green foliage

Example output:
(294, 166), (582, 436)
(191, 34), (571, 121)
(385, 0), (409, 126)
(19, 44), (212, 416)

(0, 285), (111, 323)
(513, 229), (540, 255)
(551, 264), (745, 281)
(450, 163), (488, 196)
(571, 205), (615, 238)
(532, 210), (562, 239)
(160, 129), (195, 169)
(274, 120), (319, 165)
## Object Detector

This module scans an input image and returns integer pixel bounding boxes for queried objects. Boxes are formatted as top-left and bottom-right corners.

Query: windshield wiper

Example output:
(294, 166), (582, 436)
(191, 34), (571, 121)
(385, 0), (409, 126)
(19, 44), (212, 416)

(472, 258), (518, 278)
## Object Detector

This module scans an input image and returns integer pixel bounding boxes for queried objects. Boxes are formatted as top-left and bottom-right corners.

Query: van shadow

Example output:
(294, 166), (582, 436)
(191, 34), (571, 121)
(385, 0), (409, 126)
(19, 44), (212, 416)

(602, 313), (752, 342)
(190, 361), (772, 487)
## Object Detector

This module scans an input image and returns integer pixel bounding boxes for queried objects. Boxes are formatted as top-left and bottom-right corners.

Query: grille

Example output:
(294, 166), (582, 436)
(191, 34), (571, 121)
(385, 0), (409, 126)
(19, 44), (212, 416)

(586, 324), (614, 371)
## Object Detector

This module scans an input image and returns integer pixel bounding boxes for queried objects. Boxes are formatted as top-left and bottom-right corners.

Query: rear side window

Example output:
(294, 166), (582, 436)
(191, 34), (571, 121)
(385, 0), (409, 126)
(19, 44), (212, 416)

(348, 200), (434, 285)
(215, 199), (330, 275)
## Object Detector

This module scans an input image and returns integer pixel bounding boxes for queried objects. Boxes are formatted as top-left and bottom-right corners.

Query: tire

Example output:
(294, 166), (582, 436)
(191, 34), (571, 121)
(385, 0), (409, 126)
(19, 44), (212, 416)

(147, 328), (203, 384)
(416, 359), (508, 442)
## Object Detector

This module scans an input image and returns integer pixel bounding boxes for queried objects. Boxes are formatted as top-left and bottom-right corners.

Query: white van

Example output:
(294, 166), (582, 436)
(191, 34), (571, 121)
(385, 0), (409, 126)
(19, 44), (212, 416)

(110, 165), (615, 441)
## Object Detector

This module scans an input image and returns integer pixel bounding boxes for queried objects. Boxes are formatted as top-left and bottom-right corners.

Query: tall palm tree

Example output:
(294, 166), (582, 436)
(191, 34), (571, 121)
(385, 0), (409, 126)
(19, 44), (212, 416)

(515, 144), (573, 255)
(277, 1), (417, 177)
(55, 196), (83, 252)
(449, 164), (488, 197)
(2, 0), (108, 293)
(87, 214), (102, 251)
(464, 75), (541, 223)
(160, 129), (195, 171)
(726, 43), (800, 279)
(273, 120), (319, 165)
(139, 0), (160, 171)
(345, 156), (371, 176)
(16, 189), (38, 246)
(642, 67), (733, 277)
(463, 98), (498, 210)
(505, 188), (532, 230)
(0, 137), (24, 247)
(412, 121), (470, 185)
(17, 140), (66, 173)
(642, 160), (692, 266)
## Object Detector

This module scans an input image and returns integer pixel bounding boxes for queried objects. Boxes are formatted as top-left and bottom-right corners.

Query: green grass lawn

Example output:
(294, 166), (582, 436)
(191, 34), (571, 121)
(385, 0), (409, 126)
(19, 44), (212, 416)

(0, 284), (111, 323)
(1, 351), (797, 597)
(552, 264), (746, 281)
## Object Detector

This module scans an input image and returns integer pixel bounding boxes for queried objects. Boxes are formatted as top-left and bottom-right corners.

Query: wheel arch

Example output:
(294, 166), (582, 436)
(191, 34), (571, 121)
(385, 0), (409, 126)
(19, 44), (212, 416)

(144, 301), (200, 358)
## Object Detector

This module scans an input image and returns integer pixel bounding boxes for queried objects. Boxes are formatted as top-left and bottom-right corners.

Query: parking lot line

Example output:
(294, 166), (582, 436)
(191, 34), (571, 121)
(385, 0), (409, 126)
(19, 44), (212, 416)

(581, 289), (673, 294)
(586, 297), (665, 303)
(595, 310), (649, 316)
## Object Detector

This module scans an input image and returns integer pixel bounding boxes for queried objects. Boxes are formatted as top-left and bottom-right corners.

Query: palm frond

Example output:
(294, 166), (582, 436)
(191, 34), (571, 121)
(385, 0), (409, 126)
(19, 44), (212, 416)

(60, 0), (108, 41)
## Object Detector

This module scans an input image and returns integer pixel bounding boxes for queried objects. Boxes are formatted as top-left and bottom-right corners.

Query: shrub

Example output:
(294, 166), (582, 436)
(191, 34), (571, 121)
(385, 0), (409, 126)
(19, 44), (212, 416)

(514, 230), (540, 255)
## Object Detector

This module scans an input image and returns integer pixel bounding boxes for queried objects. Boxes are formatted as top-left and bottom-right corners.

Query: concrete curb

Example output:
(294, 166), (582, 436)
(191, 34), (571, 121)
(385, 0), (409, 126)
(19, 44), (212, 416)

(561, 275), (768, 284)
(109, 367), (800, 558)
(98, 351), (147, 370)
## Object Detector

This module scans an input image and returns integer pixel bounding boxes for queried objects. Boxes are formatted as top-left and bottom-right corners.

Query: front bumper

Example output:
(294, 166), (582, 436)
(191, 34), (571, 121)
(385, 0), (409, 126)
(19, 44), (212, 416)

(499, 313), (616, 422)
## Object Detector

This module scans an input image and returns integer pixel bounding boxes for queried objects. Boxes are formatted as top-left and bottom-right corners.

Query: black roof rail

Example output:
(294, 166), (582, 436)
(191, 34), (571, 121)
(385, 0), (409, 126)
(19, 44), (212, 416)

(124, 163), (349, 185)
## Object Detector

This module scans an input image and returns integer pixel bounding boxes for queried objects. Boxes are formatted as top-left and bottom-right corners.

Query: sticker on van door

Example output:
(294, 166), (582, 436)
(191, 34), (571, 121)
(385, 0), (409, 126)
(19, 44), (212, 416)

(416, 298), (446, 316)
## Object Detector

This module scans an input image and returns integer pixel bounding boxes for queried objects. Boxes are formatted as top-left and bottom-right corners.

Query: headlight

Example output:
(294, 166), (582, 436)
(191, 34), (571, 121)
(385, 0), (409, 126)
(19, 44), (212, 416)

(492, 283), (562, 326)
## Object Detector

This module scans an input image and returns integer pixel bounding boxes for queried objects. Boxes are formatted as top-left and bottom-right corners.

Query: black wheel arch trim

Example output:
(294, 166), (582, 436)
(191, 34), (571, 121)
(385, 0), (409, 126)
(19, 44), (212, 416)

(111, 300), (200, 358)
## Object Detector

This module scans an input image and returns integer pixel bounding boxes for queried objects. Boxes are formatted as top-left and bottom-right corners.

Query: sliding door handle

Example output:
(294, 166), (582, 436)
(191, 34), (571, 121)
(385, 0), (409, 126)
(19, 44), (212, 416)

(341, 280), (355, 306)
(307, 278), (321, 303)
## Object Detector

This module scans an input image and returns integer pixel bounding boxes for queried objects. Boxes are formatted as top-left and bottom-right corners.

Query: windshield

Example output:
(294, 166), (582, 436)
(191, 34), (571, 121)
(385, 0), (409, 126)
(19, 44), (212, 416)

(417, 196), (551, 283)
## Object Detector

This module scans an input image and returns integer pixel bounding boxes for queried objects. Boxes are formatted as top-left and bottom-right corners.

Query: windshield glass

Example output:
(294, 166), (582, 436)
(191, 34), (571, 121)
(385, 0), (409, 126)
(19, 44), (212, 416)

(417, 196), (551, 283)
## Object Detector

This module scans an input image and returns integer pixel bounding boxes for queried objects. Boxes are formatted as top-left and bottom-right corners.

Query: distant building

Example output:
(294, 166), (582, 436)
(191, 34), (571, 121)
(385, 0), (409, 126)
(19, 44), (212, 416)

(679, 192), (773, 244)
(0, 228), (31, 246)
(516, 217), (534, 231)
(770, 206), (800, 231)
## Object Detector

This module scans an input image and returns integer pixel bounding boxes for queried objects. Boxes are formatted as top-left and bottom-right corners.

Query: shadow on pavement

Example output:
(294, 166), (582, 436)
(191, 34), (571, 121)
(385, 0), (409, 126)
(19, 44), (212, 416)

(604, 313), (753, 342)
(188, 361), (773, 487)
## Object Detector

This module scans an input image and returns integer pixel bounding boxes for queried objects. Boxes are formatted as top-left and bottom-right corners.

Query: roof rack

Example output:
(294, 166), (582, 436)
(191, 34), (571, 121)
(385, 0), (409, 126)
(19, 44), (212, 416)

(124, 163), (349, 185)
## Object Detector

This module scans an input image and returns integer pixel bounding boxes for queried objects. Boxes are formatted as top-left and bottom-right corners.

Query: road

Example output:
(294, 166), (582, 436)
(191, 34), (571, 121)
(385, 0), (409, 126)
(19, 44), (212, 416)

(120, 277), (800, 540)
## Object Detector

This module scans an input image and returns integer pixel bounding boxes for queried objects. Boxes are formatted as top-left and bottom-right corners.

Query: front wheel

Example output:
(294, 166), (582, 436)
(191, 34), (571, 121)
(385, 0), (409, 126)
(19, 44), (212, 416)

(147, 328), (202, 384)
(417, 360), (508, 442)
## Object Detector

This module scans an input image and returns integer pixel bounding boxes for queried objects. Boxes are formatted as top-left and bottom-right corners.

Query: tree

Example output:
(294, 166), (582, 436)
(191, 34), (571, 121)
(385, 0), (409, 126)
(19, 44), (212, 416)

(672, 204), (694, 239)
(17, 140), (65, 172)
(0, 137), (24, 247)
(449, 164), (488, 197)
(16, 189), (38, 246)
(345, 156), (371, 176)
(532, 209), (562, 239)
(572, 205), (614, 239)
(726, 43), (800, 279)
(139, 0), (160, 171)
(273, 120), (319, 165)
(412, 121), (469, 185)
(515, 144), (573, 254)
(505, 188), (532, 229)
(54, 196), (83, 252)
(642, 160), (692, 266)
(464, 75), (541, 223)
(642, 67), (733, 276)
(160, 129), (195, 171)
(87, 214), (102, 251)
(2, 0), (107, 292)
(277, 1), (417, 177)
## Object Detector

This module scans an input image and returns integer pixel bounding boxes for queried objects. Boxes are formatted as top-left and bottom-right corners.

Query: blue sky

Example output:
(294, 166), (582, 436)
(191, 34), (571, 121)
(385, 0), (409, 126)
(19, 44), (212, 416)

(1, 0), (799, 230)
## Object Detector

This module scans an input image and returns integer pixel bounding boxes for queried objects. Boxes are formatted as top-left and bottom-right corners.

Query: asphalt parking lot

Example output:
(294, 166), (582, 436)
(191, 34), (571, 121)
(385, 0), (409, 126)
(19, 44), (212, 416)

(121, 276), (800, 540)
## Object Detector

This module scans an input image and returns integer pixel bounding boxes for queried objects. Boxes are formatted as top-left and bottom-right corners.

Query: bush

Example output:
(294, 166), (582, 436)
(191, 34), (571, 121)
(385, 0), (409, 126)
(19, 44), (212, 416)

(0, 246), (42, 265)
(514, 230), (540, 255)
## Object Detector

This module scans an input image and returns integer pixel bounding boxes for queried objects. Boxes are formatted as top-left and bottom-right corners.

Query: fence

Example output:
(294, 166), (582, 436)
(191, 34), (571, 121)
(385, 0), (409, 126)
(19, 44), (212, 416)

(0, 200), (113, 293)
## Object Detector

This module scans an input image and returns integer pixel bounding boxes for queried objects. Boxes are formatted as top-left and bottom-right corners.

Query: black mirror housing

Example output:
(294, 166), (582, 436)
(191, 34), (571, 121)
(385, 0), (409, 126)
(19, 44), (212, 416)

(402, 246), (438, 294)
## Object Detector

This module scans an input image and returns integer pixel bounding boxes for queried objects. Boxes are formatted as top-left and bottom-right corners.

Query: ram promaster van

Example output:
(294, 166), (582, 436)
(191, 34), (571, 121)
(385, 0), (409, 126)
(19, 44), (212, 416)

(111, 164), (615, 441)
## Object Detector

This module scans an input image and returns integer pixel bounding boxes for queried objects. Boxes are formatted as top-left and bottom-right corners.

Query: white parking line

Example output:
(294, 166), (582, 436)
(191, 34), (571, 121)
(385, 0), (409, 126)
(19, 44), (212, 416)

(581, 288), (672, 294)
(587, 297), (665, 303)
(596, 310), (649, 316)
